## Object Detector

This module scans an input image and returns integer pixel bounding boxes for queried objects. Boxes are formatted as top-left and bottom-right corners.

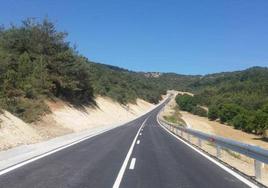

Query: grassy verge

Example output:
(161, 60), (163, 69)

(163, 106), (186, 126)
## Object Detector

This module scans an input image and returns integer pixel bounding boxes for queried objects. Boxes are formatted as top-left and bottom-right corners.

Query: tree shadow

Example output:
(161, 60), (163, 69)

(252, 137), (268, 143)
(49, 95), (100, 113)
(68, 98), (99, 113)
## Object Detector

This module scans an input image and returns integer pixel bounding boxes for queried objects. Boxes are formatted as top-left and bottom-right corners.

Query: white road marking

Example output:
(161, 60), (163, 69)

(157, 116), (259, 188)
(0, 127), (118, 176)
(113, 117), (148, 188)
(129, 158), (136, 170)
(140, 133), (142, 136)
(137, 140), (140, 144)
(0, 99), (168, 179)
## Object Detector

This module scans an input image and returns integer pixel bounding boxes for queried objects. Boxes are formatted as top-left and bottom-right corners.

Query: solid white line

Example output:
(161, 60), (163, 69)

(137, 140), (140, 145)
(157, 117), (259, 188)
(0, 127), (115, 176)
(129, 158), (136, 170)
(0, 98), (168, 176)
(113, 117), (148, 188)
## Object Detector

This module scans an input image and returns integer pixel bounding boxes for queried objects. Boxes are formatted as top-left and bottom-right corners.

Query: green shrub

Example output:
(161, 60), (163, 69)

(175, 94), (197, 111)
(208, 105), (219, 120)
(217, 103), (243, 123)
(232, 113), (251, 130)
(192, 106), (207, 117)
(251, 110), (268, 134)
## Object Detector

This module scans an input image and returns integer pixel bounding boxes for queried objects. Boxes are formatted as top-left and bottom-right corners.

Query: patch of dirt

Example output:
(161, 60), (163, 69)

(32, 115), (72, 140)
(0, 96), (154, 150)
(180, 111), (268, 149)
(44, 96), (154, 132)
(0, 111), (42, 150)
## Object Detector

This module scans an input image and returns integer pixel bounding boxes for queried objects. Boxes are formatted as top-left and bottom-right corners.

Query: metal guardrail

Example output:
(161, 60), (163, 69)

(158, 117), (268, 181)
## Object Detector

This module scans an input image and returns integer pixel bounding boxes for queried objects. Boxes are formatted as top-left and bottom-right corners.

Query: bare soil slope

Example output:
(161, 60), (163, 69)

(0, 97), (154, 150)
(180, 111), (268, 149)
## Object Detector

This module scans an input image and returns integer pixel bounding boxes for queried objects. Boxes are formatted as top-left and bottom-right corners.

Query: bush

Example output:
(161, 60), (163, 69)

(175, 94), (197, 111)
(208, 105), (219, 120)
(251, 110), (268, 134)
(217, 103), (243, 123)
(175, 94), (207, 117)
(232, 113), (251, 131)
(192, 106), (207, 117)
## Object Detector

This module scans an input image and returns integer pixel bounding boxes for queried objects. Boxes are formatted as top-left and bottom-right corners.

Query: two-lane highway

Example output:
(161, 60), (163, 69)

(0, 99), (252, 188)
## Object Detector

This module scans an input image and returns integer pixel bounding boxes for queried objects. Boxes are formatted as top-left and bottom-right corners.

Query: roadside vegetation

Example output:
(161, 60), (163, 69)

(1, 18), (268, 136)
(175, 68), (268, 135)
(0, 19), (162, 122)
(175, 94), (207, 117)
(0, 19), (195, 123)
(163, 106), (186, 126)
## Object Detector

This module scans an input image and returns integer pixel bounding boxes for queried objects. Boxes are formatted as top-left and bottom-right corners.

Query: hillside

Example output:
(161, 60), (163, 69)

(0, 19), (192, 123)
(0, 18), (267, 136)
(175, 67), (268, 135)
(0, 96), (154, 150)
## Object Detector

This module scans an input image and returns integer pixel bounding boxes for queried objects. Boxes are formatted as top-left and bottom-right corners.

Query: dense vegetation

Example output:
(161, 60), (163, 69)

(87, 63), (167, 104)
(175, 94), (207, 117)
(0, 19), (96, 122)
(0, 19), (194, 122)
(175, 68), (268, 135)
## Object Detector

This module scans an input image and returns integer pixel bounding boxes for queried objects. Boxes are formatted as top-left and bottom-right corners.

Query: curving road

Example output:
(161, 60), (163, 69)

(0, 99), (251, 188)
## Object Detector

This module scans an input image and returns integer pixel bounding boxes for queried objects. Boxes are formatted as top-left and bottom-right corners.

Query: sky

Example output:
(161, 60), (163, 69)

(0, 0), (268, 75)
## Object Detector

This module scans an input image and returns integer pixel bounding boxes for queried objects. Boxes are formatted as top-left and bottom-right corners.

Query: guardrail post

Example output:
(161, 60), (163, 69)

(216, 145), (222, 158)
(198, 138), (202, 147)
(254, 159), (262, 180)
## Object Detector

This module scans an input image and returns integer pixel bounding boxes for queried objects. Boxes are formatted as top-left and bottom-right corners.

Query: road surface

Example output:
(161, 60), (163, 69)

(0, 100), (250, 188)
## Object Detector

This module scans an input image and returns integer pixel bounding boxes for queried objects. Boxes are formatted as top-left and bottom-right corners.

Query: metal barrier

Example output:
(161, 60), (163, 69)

(158, 117), (268, 181)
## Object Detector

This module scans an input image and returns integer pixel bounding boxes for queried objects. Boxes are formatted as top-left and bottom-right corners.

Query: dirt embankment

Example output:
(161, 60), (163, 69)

(180, 111), (268, 149)
(160, 92), (268, 186)
(163, 91), (268, 149)
(0, 96), (154, 150)
(160, 91), (186, 126)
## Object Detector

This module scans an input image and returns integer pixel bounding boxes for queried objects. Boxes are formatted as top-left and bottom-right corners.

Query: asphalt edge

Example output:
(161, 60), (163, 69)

(0, 96), (169, 176)
(156, 111), (264, 188)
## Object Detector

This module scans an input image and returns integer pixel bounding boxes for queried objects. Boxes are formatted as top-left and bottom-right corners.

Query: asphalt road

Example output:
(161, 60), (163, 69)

(0, 99), (250, 188)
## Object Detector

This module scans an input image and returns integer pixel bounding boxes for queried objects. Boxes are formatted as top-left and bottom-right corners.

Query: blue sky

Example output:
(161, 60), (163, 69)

(1, 0), (268, 75)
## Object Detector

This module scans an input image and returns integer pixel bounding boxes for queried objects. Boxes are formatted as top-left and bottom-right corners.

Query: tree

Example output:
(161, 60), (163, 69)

(251, 110), (268, 134)
(217, 103), (243, 123)
(175, 94), (197, 112)
(192, 106), (207, 117)
(232, 113), (251, 131)
(208, 105), (219, 120)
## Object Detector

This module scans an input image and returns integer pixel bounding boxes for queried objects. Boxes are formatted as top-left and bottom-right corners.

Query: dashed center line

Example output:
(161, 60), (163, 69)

(137, 140), (140, 144)
(129, 158), (136, 170)
(113, 117), (148, 188)
(140, 133), (142, 136)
